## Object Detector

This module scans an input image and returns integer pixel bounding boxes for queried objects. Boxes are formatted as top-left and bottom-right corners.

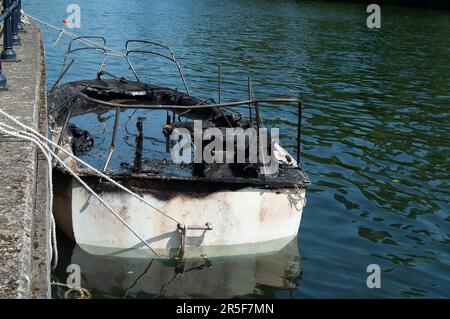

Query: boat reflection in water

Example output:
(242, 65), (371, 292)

(61, 238), (302, 298)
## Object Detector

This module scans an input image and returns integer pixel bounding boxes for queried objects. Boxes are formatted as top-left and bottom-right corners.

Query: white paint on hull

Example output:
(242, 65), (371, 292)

(56, 178), (307, 258)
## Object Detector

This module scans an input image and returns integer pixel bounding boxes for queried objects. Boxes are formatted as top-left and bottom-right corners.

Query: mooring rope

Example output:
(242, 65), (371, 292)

(1, 13), (192, 262)
(20, 10), (31, 25)
(0, 119), (162, 257)
(0, 108), (189, 260)
(0, 122), (59, 269)
(25, 13), (127, 58)
(51, 282), (92, 299)
(0, 109), (182, 224)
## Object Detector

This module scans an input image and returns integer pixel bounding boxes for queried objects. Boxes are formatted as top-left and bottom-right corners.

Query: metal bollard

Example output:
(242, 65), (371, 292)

(11, 0), (21, 45)
(1, 0), (17, 61)
(17, 0), (24, 33)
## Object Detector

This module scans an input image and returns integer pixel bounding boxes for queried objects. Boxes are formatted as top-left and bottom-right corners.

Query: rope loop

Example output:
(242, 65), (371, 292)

(52, 282), (92, 299)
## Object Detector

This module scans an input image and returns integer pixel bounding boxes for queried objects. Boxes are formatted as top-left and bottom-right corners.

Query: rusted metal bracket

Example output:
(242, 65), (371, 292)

(177, 222), (213, 259)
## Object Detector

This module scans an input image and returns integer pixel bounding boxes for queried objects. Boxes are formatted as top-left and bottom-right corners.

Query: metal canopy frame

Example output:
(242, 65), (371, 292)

(125, 40), (190, 95)
(77, 91), (304, 166)
(53, 36), (108, 90)
(51, 37), (304, 173)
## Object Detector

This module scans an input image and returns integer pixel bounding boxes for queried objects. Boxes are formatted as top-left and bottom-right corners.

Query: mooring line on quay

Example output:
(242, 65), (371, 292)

(25, 13), (128, 58)
(0, 122), (59, 269)
(51, 281), (91, 299)
(0, 108), (188, 262)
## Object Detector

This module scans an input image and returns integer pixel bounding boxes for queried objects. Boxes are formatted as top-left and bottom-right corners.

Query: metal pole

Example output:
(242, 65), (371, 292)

(297, 101), (302, 163)
(1, 0), (17, 61)
(133, 117), (144, 172)
(218, 65), (221, 104)
(17, 0), (24, 33)
(11, 0), (21, 45)
(0, 0), (7, 89)
(102, 107), (121, 172)
(247, 77), (253, 123)
(50, 59), (75, 91)
(255, 102), (261, 165)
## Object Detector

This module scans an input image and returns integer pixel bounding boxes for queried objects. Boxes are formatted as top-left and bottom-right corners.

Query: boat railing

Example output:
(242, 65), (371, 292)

(52, 37), (191, 96)
(76, 92), (304, 165)
(50, 37), (304, 166)
(52, 36), (108, 90)
(125, 40), (190, 95)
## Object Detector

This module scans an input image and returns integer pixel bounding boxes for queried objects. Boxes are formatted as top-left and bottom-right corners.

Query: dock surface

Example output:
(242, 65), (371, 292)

(0, 20), (50, 298)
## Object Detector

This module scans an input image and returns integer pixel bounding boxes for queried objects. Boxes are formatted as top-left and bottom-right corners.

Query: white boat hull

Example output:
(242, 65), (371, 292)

(54, 176), (307, 258)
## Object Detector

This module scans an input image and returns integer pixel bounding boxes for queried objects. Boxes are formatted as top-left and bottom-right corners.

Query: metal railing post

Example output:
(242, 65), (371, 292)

(1, 0), (17, 61)
(17, 0), (24, 33)
(297, 101), (302, 163)
(247, 77), (253, 123)
(11, 0), (21, 44)
(218, 65), (221, 103)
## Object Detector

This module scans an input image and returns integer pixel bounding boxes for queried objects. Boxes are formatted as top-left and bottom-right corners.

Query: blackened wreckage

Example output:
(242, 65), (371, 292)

(48, 37), (310, 258)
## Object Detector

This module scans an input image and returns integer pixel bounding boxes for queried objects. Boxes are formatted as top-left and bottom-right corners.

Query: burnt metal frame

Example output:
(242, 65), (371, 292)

(56, 103), (73, 153)
(52, 38), (305, 171)
(125, 40), (190, 95)
(102, 106), (121, 173)
(50, 37), (110, 149)
(77, 91), (304, 164)
(54, 36), (108, 89)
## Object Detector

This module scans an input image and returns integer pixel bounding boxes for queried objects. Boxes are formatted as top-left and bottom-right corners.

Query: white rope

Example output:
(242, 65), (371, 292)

(51, 29), (64, 47)
(0, 109), (174, 258)
(20, 10), (31, 25)
(25, 13), (127, 58)
(0, 109), (181, 224)
(0, 121), (161, 257)
(0, 123), (58, 268)
(51, 281), (91, 299)
(0, 13), (188, 261)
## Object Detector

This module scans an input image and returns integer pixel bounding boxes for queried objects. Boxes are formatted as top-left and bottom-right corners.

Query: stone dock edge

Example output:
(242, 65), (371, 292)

(0, 20), (51, 299)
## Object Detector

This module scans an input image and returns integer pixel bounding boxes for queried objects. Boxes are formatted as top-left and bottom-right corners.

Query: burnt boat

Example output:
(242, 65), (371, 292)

(49, 37), (310, 258)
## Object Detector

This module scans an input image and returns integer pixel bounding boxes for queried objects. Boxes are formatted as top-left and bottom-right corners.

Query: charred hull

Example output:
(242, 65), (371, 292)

(53, 171), (306, 258)
(49, 74), (309, 258)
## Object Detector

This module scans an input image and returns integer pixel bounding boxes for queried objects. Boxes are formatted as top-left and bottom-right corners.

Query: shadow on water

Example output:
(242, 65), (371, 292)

(52, 231), (302, 299)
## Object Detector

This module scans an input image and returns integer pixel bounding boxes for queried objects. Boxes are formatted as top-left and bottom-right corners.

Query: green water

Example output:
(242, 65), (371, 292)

(26, 0), (449, 298)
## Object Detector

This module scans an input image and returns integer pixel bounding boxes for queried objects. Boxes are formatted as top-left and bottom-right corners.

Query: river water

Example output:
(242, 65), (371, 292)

(24, 0), (449, 298)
